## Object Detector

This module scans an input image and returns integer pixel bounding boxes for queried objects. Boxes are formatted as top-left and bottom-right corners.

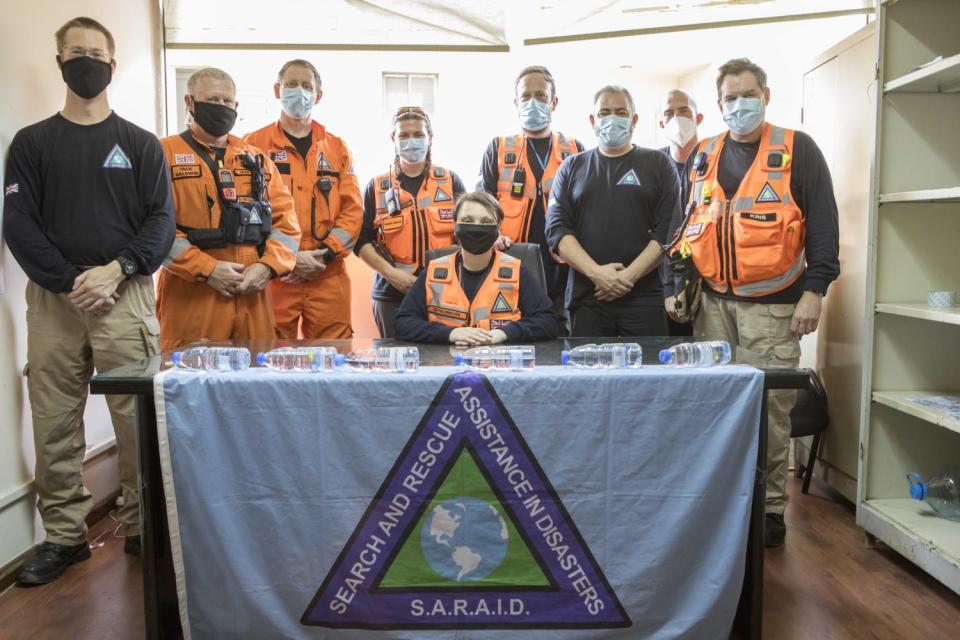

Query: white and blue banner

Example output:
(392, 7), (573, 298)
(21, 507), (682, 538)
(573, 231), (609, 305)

(155, 365), (763, 639)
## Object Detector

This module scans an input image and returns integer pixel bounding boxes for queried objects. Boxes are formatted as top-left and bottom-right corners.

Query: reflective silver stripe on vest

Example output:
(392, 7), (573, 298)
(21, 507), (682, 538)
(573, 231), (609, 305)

(473, 307), (489, 322)
(503, 136), (518, 150)
(164, 237), (192, 266)
(768, 171), (783, 182)
(329, 227), (355, 250)
(732, 196), (755, 213)
(543, 177), (555, 193)
(769, 125), (786, 146)
(735, 250), (806, 296)
(557, 133), (567, 145)
(377, 190), (387, 208)
(427, 281), (445, 306)
(395, 262), (417, 273)
(418, 196), (433, 208)
(703, 135), (721, 154)
(271, 228), (300, 255)
(499, 168), (513, 183)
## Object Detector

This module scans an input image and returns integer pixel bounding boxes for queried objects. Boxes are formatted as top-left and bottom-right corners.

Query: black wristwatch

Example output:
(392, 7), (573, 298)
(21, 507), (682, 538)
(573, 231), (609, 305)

(115, 256), (137, 278)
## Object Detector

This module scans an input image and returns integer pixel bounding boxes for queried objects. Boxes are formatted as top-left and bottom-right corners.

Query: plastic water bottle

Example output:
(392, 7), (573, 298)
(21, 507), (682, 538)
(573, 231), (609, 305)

(454, 346), (536, 371)
(907, 472), (960, 521)
(171, 347), (209, 370)
(256, 347), (339, 372)
(561, 343), (642, 368)
(202, 347), (251, 372)
(339, 347), (419, 373)
(658, 341), (732, 367)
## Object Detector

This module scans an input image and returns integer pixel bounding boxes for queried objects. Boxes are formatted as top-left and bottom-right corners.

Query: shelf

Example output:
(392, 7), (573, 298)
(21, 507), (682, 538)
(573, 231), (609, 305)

(872, 390), (960, 435)
(884, 52), (960, 93)
(860, 499), (960, 594)
(879, 187), (960, 203)
(875, 303), (960, 325)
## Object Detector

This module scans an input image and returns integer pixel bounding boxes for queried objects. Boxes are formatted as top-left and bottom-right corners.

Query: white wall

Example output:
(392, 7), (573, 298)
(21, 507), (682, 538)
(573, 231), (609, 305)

(0, 0), (161, 569)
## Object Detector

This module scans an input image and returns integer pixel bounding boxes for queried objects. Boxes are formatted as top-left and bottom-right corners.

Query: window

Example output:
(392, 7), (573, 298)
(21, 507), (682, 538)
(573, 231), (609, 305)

(383, 73), (438, 118)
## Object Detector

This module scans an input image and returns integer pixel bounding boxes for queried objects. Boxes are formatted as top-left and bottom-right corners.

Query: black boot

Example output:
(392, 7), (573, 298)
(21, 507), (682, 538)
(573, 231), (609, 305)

(764, 513), (786, 548)
(16, 541), (91, 586)
(124, 535), (141, 557)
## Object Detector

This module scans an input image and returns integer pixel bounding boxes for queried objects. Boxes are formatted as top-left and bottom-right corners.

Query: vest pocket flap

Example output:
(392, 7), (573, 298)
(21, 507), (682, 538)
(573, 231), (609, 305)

(735, 212), (783, 247)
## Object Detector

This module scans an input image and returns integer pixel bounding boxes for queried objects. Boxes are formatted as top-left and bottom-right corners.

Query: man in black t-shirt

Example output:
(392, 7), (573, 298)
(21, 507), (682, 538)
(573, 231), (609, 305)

(3, 17), (174, 584)
(665, 58), (840, 547)
(545, 85), (680, 337)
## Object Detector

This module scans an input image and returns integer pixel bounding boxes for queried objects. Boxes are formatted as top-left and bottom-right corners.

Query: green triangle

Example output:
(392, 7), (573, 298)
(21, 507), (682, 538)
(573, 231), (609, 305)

(377, 446), (551, 589)
(756, 182), (780, 203)
(491, 292), (512, 314)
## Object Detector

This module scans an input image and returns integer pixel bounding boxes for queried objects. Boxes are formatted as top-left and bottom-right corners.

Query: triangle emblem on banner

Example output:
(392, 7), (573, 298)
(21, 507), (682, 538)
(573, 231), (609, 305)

(301, 372), (631, 630)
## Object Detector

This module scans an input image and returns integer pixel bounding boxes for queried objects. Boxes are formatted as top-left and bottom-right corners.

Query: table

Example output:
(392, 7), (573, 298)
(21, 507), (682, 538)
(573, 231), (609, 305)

(90, 338), (810, 639)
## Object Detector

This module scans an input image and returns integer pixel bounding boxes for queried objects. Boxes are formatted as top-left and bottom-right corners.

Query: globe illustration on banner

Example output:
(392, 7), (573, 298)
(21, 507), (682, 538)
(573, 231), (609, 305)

(420, 497), (509, 582)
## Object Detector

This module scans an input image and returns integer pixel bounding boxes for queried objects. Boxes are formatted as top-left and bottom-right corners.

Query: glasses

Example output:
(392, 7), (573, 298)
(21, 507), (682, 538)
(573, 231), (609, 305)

(392, 105), (430, 123)
(62, 47), (112, 62)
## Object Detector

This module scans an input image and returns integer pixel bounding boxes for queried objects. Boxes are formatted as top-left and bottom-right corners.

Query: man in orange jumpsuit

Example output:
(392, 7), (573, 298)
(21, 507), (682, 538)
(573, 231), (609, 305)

(245, 59), (362, 338)
(157, 67), (300, 351)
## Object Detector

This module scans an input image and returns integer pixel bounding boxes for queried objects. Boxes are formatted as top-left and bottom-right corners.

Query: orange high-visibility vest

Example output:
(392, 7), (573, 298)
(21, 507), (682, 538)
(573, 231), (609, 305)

(373, 165), (456, 272)
(425, 250), (522, 330)
(495, 132), (579, 242)
(681, 123), (806, 297)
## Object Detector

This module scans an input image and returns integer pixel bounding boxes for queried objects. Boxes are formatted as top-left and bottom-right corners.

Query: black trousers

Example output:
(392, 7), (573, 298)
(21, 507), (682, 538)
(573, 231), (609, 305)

(570, 303), (668, 337)
(667, 316), (694, 337)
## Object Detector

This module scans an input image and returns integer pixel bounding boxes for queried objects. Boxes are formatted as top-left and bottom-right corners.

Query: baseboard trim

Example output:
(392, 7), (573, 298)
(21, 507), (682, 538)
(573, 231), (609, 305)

(0, 489), (121, 592)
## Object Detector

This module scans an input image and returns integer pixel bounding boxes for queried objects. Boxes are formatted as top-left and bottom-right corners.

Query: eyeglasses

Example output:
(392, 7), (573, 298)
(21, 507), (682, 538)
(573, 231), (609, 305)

(61, 47), (112, 62)
(393, 106), (427, 118)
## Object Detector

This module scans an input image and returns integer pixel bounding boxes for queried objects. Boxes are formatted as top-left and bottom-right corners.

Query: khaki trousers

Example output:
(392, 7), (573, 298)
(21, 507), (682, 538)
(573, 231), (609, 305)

(26, 276), (159, 544)
(694, 293), (800, 515)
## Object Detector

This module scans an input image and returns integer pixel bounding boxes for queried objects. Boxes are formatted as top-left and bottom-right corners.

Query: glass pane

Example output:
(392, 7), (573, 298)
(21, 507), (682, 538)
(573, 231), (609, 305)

(384, 75), (409, 112)
(410, 76), (436, 115)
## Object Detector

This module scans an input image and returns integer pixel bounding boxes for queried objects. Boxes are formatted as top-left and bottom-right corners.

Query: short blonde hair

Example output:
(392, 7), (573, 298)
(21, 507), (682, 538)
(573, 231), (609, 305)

(187, 68), (236, 94)
(55, 17), (115, 56)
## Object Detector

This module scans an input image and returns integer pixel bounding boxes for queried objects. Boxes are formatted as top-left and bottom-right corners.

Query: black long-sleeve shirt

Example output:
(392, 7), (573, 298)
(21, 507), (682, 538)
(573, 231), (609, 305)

(544, 146), (681, 308)
(480, 135), (585, 299)
(394, 254), (560, 343)
(355, 169), (466, 302)
(664, 130), (840, 303)
(3, 112), (175, 293)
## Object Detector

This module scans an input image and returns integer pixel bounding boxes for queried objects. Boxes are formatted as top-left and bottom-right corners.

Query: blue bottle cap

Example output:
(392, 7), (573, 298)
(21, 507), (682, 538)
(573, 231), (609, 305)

(658, 350), (670, 364)
(454, 353), (463, 366)
(255, 352), (266, 366)
(171, 352), (182, 366)
(334, 354), (347, 367)
(907, 472), (927, 500)
(560, 350), (569, 365)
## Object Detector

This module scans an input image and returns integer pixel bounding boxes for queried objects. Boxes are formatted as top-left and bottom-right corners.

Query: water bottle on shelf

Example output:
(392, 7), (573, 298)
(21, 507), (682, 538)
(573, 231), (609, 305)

(907, 472), (960, 522)
(561, 343), (642, 369)
(202, 347), (251, 372)
(454, 346), (536, 371)
(256, 347), (339, 372)
(171, 347), (209, 370)
(339, 347), (419, 373)
(658, 341), (732, 367)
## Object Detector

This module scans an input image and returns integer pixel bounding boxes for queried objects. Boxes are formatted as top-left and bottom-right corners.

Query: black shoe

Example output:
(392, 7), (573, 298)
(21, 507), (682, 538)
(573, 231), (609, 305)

(124, 535), (141, 557)
(16, 540), (91, 585)
(765, 513), (786, 548)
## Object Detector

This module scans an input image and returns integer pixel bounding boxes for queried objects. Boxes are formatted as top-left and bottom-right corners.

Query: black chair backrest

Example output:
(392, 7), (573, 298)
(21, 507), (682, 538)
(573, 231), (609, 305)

(423, 243), (548, 293)
(790, 370), (829, 438)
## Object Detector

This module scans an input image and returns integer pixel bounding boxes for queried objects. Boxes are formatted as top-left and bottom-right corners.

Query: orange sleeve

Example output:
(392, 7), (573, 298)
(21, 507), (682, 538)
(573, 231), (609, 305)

(323, 139), (363, 258)
(160, 138), (221, 282)
(258, 155), (300, 277)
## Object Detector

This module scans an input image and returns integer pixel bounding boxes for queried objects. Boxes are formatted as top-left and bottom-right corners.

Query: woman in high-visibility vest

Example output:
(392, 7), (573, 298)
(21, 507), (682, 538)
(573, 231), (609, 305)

(394, 191), (560, 345)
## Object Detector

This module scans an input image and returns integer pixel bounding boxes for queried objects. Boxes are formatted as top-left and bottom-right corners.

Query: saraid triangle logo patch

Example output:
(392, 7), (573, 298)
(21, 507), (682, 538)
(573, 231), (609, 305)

(491, 292), (512, 314)
(301, 372), (630, 629)
(434, 187), (453, 202)
(318, 154), (334, 170)
(756, 181), (780, 203)
(103, 144), (132, 170)
(616, 169), (640, 186)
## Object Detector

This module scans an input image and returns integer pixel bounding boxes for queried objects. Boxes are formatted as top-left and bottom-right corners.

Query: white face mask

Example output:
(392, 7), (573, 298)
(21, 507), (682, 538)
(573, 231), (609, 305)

(663, 115), (697, 147)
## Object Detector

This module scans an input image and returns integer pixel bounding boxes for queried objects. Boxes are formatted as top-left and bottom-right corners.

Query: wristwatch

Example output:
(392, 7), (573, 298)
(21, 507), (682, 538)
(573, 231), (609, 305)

(115, 256), (137, 278)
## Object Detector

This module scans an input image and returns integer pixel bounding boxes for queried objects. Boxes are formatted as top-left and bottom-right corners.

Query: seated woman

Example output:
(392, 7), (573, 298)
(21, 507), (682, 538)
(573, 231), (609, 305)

(395, 191), (560, 345)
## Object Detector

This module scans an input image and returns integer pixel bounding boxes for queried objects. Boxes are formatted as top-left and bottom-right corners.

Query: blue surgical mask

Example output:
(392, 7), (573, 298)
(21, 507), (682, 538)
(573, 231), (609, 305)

(280, 86), (314, 119)
(595, 115), (633, 148)
(518, 99), (551, 132)
(722, 97), (764, 136)
(396, 137), (429, 163)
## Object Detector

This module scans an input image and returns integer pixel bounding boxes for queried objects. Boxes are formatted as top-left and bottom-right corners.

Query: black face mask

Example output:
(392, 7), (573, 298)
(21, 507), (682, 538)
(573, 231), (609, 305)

(59, 56), (112, 99)
(455, 223), (499, 254)
(191, 99), (237, 137)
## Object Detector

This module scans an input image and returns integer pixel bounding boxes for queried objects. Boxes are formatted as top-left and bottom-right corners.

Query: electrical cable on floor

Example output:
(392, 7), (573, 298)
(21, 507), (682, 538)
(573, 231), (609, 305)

(89, 509), (123, 550)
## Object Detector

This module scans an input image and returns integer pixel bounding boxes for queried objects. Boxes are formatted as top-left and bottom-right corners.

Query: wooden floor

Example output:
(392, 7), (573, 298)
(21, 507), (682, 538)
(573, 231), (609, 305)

(0, 477), (958, 639)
